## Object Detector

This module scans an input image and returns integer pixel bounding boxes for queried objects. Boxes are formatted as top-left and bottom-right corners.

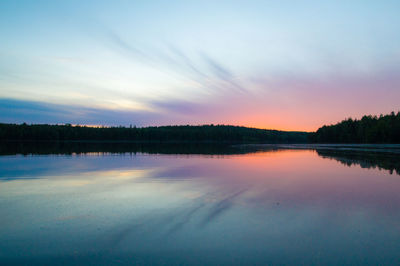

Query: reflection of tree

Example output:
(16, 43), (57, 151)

(4, 141), (399, 175)
(317, 149), (400, 175)
(0, 141), (279, 156)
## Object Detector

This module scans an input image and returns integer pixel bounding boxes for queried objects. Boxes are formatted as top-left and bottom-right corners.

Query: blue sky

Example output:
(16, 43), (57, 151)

(1, 0), (400, 130)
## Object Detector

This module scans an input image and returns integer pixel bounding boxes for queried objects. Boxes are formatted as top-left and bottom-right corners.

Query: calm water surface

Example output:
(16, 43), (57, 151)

(1, 145), (400, 265)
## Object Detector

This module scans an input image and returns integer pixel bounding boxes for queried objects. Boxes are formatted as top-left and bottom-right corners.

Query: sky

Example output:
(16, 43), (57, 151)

(1, 0), (399, 131)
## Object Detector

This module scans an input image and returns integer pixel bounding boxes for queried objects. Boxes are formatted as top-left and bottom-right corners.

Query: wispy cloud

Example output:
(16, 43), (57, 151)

(0, 98), (167, 126)
(104, 29), (248, 97)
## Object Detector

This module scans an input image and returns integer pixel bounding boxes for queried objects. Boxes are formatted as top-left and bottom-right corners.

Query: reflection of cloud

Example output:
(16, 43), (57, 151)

(200, 189), (247, 227)
(107, 202), (206, 247)
(3, 147), (400, 255)
(165, 203), (205, 235)
(153, 165), (208, 180)
(0, 151), (155, 180)
(106, 189), (247, 247)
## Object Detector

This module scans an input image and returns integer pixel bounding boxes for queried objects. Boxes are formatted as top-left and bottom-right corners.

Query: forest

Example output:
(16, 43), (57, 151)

(310, 111), (400, 143)
(1, 111), (399, 144)
(0, 123), (309, 143)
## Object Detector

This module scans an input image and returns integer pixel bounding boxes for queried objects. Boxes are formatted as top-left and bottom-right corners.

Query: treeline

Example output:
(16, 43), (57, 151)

(2, 111), (398, 144)
(0, 123), (309, 143)
(311, 112), (400, 143)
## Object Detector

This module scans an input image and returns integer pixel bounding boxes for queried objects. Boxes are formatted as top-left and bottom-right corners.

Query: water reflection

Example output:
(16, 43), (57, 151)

(2, 141), (400, 177)
(0, 146), (400, 265)
(0, 141), (272, 155)
(316, 149), (400, 175)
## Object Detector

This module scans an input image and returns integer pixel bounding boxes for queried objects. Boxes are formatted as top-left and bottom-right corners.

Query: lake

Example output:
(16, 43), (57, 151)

(1, 143), (400, 265)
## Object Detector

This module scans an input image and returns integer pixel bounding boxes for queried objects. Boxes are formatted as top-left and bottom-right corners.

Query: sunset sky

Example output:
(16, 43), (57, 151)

(1, 0), (399, 131)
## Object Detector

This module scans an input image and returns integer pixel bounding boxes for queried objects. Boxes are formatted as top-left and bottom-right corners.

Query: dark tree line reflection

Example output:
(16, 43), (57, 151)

(1, 141), (399, 175)
(316, 149), (400, 175)
(0, 141), (277, 156)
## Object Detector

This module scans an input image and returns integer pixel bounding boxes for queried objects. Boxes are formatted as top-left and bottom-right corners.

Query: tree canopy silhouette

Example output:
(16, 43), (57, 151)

(2, 111), (399, 144)
(0, 123), (309, 143)
(311, 111), (400, 143)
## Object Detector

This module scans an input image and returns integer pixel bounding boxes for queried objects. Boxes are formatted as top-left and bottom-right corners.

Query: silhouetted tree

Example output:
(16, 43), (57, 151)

(310, 111), (400, 143)
(0, 123), (309, 143)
